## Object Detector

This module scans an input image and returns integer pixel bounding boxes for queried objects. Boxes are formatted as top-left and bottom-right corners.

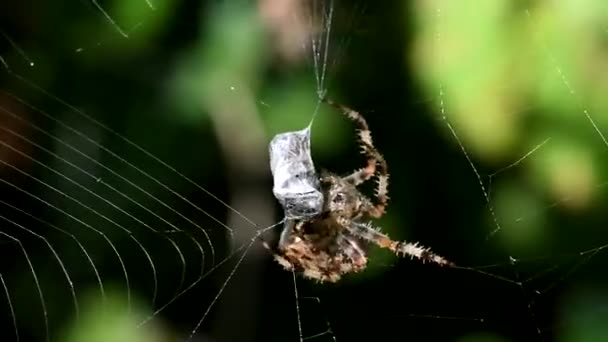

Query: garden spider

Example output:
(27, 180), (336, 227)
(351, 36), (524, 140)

(266, 98), (453, 282)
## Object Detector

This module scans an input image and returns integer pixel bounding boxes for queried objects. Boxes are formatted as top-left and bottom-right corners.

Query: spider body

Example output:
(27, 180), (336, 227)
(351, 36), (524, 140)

(273, 216), (368, 282)
(267, 98), (452, 282)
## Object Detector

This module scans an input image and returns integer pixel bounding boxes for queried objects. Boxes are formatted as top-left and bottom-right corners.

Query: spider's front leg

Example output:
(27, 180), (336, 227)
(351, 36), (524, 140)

(278, 219), (296, 250)
(323, 98), (377, 186)
(262, 236), (296, 272)
(345, 221), (454, 267)
(323, 97), (390, 218)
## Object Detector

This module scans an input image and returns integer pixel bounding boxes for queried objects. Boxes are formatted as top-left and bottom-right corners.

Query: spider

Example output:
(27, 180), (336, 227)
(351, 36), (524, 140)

(266, 98), (453, 282)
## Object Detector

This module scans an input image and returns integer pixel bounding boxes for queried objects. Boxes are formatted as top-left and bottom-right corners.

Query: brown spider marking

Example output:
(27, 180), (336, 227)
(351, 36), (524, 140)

(266, 98), (452, 282)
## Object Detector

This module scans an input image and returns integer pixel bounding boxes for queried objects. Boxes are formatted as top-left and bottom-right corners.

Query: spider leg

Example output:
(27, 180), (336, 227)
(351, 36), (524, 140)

(260, 219), (298, 271)
(322, 97), (390, 218)
(346, 221), (453, 267)
(323, 97), (376, 185)
(278, 219), (296, 250)
(262, 238), (296, 271)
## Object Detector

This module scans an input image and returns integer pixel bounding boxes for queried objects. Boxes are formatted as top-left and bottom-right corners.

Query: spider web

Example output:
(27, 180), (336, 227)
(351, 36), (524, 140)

(0, 0), (607, 341)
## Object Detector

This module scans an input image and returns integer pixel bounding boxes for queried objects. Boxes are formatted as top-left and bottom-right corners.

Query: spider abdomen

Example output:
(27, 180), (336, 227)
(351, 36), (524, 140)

(274, 220), (368, 283)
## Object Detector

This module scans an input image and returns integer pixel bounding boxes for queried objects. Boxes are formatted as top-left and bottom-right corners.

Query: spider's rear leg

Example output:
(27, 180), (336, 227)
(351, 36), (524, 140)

(322, 97), (390, 218)
(346, 221), (453, 267)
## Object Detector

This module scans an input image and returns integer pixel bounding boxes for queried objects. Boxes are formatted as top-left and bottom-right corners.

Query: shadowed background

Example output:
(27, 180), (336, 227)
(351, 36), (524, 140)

(0, 0), (608, 341)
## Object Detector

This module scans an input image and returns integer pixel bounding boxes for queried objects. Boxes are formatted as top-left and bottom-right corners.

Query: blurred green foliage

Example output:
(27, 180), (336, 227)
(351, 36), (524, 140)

(60, 289), (158, 342)
(412, 1), (608, 340)
(412, 0), (608, 212)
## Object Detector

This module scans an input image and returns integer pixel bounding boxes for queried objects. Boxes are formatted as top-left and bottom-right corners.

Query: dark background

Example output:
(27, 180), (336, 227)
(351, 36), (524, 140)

(1, 1), (607, 341)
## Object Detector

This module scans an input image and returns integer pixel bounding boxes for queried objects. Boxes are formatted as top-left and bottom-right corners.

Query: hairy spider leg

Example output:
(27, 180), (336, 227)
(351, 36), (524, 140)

(278, 219), (296, 250)
(322, 98), (376, 184)
(322, 98), (390, 218)
(345, 220), (454, 267)
(262, 239), (296, 270)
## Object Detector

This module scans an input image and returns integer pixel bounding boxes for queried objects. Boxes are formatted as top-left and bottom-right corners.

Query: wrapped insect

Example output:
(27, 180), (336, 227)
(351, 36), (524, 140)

(269, 125), (323, 247)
